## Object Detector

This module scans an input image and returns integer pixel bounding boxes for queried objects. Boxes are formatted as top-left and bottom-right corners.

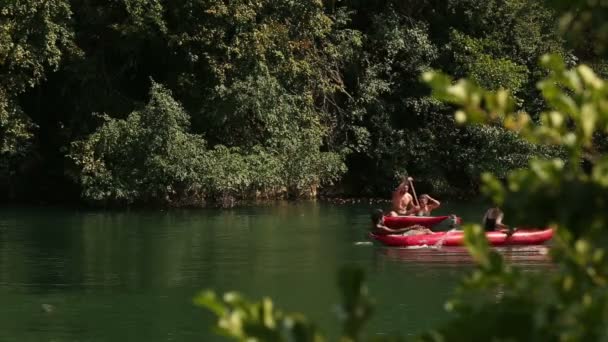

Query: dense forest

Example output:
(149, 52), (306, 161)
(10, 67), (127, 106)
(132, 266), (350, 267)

(0, 0), (602, 207)
(197, 1), (608, 340)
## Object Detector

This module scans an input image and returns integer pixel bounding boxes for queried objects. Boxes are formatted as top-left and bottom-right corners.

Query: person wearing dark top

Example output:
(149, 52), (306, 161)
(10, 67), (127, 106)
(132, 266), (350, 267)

(482, 207), (511, 233)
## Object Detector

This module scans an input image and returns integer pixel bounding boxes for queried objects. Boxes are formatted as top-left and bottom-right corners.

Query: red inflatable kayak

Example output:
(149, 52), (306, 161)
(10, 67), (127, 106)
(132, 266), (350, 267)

(370, 228), (553, 247)
(383, 215), (461, 228)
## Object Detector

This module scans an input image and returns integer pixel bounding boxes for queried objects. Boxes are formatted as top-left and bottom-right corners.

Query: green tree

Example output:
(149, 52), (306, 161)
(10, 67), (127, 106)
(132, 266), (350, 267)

(62, 0), (352, 204)
(419, 54), (608, 342)
(0, 0), (77, 197)
(70, 80), (346, 206)
(0, 0), (579, 203)
(340, 0), (565, 197)
(69, 81), (207, 206)
(201, 2), (608, 341)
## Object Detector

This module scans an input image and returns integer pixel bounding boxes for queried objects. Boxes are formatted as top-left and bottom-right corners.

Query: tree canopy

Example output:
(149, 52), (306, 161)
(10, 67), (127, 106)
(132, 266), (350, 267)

(0, 0), (594, 206)
(198, 1), (608, 341)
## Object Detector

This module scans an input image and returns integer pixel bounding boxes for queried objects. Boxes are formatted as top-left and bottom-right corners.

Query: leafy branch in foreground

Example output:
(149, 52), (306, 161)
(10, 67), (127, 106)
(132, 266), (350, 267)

(419, 54), (608, 340)
(196, 267), (402, 342)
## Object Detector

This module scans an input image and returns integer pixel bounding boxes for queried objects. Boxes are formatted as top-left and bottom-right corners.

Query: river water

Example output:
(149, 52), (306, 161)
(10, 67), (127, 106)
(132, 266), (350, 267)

(0, 201), (551, 341)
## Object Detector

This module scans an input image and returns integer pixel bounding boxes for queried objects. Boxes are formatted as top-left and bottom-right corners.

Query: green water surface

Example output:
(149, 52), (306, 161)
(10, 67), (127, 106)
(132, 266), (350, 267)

(0, 201), (551, 341)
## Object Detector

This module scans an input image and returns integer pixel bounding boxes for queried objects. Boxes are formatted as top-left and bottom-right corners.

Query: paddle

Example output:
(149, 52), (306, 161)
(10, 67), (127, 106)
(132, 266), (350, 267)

(408, 177), (419, 207)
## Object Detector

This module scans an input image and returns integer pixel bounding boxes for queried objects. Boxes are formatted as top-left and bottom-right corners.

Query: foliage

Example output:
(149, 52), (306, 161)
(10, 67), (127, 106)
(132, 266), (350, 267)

(0, 90), (35, 196)
(201, 3), (608, 341)
(339, 0), (565, 197)
(450, 30), (529, 92)
(197, 267), (402, 342)
(420, 49), (608, 339)
(0, 0), (77, 196)
(69, 81), (207, 205)
(195, 290), (324, 342)
(59, 0), (350, 204)
(443, 124), (560, 184)
(550, 0), (608, 59)
(0, 91), (33, 158)
(0, 0), (77, 93)
(0, 0), (75, 146)
(70, 81), (346, 206)
(0, 0), (584, 203)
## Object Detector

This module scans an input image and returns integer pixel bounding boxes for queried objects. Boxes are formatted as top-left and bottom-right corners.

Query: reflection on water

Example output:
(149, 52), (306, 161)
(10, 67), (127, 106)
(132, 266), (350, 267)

(378, 245), (552, 268)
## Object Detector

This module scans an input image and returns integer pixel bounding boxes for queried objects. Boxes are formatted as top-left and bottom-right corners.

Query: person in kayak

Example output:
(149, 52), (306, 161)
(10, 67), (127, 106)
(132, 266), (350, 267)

(415, 194), (441, 216)
(482, 207), (509, 231)
(389, 177), (419, 216)
(371, 209), (433, 235)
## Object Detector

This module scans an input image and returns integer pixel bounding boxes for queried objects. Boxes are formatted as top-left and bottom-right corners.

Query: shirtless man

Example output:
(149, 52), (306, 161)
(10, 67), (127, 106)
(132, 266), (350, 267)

(389, 177), (419, 216)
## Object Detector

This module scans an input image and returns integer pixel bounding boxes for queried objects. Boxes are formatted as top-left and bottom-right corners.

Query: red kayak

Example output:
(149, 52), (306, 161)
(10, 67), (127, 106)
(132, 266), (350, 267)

(370, 228), (553, 247)
(383, 215), (461, 228)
